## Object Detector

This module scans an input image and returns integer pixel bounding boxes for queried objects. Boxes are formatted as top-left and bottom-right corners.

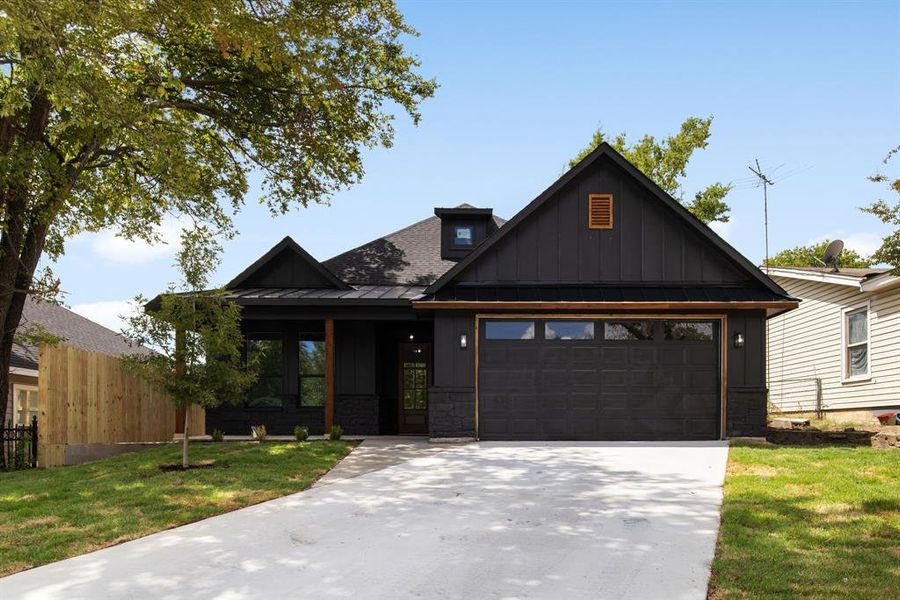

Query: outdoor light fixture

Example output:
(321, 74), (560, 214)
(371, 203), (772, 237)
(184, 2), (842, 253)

(459, 333), (468, 349)
(409, 334), (415, 341)
(734, 332), (745, 348)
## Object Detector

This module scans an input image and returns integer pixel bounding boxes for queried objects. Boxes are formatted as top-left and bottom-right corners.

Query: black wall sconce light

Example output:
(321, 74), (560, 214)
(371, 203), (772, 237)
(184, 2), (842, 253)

(459, 333), (468, 349)
(733, 332), (745, 348)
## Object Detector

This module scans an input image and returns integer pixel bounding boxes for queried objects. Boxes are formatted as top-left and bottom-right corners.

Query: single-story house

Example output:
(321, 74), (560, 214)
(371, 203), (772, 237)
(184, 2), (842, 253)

(205, 143), (797, 441)
(5, 297), (152, 427)
(766, 266), (900, 422)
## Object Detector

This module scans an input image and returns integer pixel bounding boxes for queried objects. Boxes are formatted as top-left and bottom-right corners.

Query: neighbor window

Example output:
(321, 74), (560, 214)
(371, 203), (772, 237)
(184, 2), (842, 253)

(484, 320), (535, 340)
(246, 337), (284, 408)
(603, 321), (654, 341)
(843, 305), (869, 380)
(545, 321), (595, 340)
(664, 321), (714, 341)
(13, 385), (38, 426)
(299, 338), (326, 407)
(453, 226), (473, 246)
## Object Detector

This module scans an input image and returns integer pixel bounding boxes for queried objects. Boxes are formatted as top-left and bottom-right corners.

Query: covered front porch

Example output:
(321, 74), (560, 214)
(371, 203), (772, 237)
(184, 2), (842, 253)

(206, 309), (434, 437)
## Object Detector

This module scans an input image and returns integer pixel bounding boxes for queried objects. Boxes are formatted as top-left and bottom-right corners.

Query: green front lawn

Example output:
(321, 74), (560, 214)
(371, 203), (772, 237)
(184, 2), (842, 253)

(711, 443), (900, 599)
(0, 441), (352, 576)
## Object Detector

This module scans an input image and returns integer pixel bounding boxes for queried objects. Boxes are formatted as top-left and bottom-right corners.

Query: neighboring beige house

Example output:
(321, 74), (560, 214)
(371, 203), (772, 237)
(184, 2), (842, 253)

(766, 266), (900, 422)
(5, 297), (151, 427)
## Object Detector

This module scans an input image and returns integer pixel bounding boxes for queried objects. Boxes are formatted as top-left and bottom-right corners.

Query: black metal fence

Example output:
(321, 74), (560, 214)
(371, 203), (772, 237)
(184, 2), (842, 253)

(1, 415), (38, 470)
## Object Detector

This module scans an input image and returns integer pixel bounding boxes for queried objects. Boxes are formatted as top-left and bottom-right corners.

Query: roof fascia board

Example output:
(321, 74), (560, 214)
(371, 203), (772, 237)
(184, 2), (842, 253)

(425, 143), (789, 298)
(860, 272), (900, 293)
(767, 268), (863, 288)
(226, 236), (350, 290)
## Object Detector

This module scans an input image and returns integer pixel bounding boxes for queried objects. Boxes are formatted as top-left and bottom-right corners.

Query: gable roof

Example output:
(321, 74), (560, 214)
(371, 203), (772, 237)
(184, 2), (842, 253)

(425, 143), (790, 299)
(12, 297), (152, 370)
(323, 204), (505, 286)
(227, 236), (350, 290)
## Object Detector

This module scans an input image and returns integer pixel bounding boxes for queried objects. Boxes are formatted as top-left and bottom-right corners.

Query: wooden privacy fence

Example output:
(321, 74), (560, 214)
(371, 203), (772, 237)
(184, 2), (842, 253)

(38, 344), (204, 467)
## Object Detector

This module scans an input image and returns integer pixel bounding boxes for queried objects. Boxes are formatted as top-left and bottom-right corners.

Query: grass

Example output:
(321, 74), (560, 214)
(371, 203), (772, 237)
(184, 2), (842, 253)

(710, 442), (900, 599)
(0, 441), (352, 576)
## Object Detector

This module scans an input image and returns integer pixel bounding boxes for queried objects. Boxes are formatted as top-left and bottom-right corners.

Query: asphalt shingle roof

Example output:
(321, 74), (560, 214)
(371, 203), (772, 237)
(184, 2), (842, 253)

(323, 205), (505, 286)
(11, 297), (152, 370)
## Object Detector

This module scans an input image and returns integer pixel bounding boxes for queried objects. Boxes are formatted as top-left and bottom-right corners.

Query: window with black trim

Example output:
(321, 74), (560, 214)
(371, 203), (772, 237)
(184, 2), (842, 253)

(246, 337), (284, 408)
(453, 225), (473, 246)
(545, 321), (594, 340)
(603, 321), (654, 341)
(299, 338), (326, 406)
(484, 321), (535, 340)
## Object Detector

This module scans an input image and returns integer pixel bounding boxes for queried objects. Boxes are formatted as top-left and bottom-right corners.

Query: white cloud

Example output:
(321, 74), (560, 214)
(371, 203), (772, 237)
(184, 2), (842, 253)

(70, 299), (141, 335)
(77, 216), (189, 264)
(807, 231), (884, 258)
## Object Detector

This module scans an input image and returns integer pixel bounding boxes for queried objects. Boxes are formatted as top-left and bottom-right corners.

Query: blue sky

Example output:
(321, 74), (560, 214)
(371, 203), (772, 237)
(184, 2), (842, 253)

(58, 1), (900, 330)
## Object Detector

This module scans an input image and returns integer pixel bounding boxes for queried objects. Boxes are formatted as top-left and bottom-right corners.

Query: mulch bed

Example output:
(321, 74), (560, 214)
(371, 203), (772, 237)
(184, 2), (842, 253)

(766, 427), (876, 446)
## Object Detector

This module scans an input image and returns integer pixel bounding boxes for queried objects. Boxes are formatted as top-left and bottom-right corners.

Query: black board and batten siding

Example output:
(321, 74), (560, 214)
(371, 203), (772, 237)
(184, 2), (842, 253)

(428, 155), (773, 439)
(456, 156), (747, 287)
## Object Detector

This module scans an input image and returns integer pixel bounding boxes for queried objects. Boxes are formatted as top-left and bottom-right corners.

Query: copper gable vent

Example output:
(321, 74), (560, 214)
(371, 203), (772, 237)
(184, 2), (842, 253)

(588, 194), (613, 229)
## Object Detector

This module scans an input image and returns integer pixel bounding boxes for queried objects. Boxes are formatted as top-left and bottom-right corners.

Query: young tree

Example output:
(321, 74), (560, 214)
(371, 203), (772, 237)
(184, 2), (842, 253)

(767, 240), (873, 269)
(124, 228), (254, 468)
(569, 117), (732, 224)
(862, 145), (900, 271)
(0, 0), (435, 425)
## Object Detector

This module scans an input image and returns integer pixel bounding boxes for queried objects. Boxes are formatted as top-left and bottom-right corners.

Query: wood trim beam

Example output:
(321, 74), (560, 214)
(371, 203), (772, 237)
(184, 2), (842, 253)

(414, 301), (798, 311)
(324, 319), (335, 433)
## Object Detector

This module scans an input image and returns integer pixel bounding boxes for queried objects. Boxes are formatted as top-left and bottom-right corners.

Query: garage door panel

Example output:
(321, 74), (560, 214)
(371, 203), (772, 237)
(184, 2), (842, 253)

(687, 419), (718, 436)
(478, 319), (720, 441)
(601, 347), (628, 364)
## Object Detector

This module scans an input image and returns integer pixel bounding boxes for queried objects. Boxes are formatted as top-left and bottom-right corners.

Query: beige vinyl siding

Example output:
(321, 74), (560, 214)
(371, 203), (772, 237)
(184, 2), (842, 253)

(767, 276), (900, 412)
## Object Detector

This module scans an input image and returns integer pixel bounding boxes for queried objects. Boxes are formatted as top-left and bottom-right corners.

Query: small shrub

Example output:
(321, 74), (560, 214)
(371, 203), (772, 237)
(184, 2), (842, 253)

(211, 429), (224, 442)
(250, 424), (267, 441)
(329, 425), (343, 441)
(294, 425), (309, 442)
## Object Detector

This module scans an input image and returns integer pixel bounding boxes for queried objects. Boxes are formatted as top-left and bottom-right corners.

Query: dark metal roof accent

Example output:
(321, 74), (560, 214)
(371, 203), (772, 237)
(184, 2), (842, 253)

(12, 296), (153, 369)
(428, 285), (790, 303)
(434, 207), (494, 218)
(425, 143), (791, 300)
(323, 205), (506, 286)
(226, 236), (350, 290)
(225, 285), (427, 306)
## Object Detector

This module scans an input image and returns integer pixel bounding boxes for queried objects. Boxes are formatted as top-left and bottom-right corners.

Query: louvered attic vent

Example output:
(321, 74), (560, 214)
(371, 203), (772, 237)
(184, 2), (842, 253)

(588, 194), (613, 229)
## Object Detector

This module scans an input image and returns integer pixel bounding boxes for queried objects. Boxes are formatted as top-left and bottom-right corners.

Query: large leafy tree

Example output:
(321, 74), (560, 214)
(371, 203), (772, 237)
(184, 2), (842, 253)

(569, 117), (731, 224)
(863, 145), (900, 271)
(124, 228), (253, 468)
(0, 0), (435, 425)
(767, 240), (873, 269)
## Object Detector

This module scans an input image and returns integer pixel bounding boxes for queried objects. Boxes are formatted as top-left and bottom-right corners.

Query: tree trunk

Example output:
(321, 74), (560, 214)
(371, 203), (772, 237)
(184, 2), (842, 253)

(182, 405), (191, 469)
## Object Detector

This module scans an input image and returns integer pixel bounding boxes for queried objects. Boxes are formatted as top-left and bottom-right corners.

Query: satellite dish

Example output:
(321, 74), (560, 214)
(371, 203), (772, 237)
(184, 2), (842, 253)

(822, 239), (844, 272)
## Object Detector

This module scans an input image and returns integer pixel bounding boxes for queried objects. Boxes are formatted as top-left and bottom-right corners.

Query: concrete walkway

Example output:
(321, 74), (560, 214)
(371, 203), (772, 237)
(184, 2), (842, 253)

(1, 441), (729, 600)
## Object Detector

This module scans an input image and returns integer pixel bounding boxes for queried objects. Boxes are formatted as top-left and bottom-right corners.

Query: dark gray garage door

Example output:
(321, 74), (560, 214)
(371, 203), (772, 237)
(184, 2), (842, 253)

(478, 318), (720, 441)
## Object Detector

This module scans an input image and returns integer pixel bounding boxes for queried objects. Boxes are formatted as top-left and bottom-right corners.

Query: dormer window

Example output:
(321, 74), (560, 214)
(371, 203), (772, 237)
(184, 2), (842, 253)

(435, 206), (497, 260)
(453, 226), (473, 247)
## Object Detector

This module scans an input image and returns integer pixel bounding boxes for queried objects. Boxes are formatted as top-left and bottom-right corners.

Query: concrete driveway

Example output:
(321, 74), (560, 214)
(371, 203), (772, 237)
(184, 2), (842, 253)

(1, 441), (728, 600)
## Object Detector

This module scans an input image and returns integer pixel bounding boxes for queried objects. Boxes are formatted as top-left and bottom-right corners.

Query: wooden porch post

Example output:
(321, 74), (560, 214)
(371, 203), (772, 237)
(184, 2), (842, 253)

(324, 319), (335, 433)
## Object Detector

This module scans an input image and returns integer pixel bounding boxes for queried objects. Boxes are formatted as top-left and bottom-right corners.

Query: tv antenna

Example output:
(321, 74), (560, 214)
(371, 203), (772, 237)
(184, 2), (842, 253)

(815, 239), (844, 273)
(748, 159), (775, 272)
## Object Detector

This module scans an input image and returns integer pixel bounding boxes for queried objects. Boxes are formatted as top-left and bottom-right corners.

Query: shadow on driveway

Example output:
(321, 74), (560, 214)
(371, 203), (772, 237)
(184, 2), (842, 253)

(0, 441), (728, 600)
